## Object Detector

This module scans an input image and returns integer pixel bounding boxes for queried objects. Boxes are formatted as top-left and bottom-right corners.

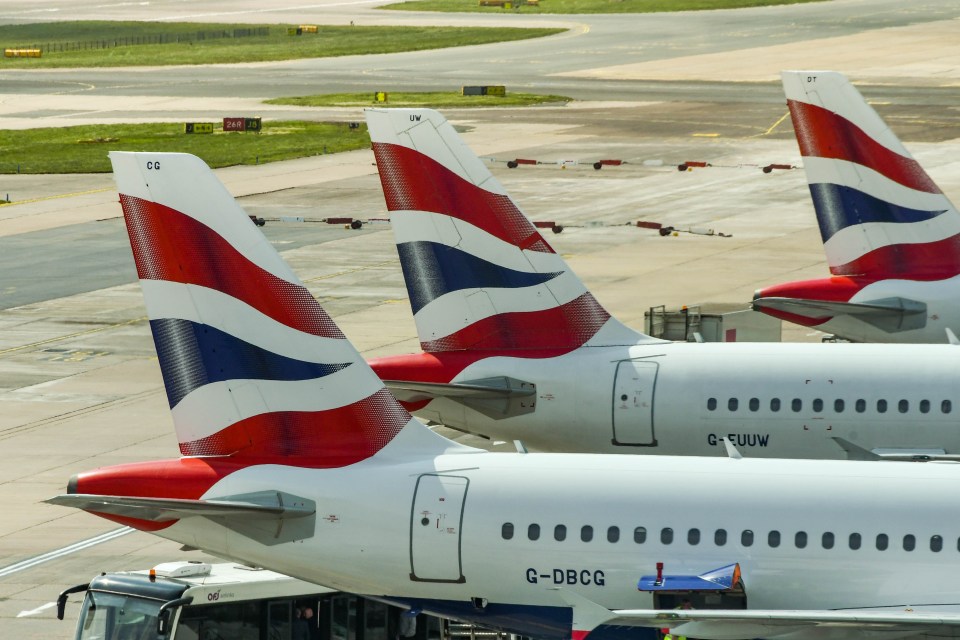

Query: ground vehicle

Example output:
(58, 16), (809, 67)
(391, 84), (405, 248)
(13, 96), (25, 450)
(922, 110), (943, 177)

(58, 561), (446, 640)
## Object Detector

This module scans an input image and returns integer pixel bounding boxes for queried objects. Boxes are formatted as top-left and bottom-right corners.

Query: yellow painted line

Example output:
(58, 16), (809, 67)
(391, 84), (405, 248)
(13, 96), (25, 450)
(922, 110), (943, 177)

(692, 133), (720, 138)
(302, 259), (398, 284)
(0, 316), (146, 357)
(757, 111), (790, 137)
(0, 187), (112, 208)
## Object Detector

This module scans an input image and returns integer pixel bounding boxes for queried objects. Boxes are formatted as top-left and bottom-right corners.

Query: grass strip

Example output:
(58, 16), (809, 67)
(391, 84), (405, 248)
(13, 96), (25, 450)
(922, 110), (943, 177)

(266, 91), (571, 108)
(0, 21), (565, 68)
(0, 121), (369, 174)
(383, 0), (824, 14)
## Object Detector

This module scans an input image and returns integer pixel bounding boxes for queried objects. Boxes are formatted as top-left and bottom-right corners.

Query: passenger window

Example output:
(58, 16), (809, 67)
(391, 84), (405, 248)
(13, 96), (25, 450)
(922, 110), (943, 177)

(768, 530), (780, 548)
(812, 399), (823, 412)
(607, 526), (620, 543)
(581, 526), (594, 542)
(741, 530), (754, 547)
(749, 398), (759, 412)
(661, 528), (673, 544)
(856, 399), (866, 413)
(770, 398), (781, 412)
(876, 533), (889, 550)
(554, 525), (567, 541)
(795, 531), (807, 548)
(920, 399), (930, 414)
(502, 523), (514, 540)
(943, 400), (952, 414)
(849, 533), (861, 550)
(898, 399), (909, 413)
(707, 398), (717, 411)
(903, 534), (915, 551)
(877, 399), (887, 413)
(715, 529), (727, 546)
(822, 532), (835, 549)
(528, 524), (541, 541)
(834, 399), (844, 413)
(791, 398), (802, 412)
(728, 398), (739, 411)
(688, 528), (700, 545)
(931, 535), (943, 552)
(634, 527), (647, 544)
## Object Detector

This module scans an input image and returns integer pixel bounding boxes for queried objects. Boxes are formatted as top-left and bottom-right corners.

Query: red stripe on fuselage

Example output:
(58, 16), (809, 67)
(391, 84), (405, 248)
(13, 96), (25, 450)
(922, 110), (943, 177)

(419, 292), (610, 353)
(120, 194), (344, 339)
(755, 276), (864, 327)
(788, 100), (940, 194)
(73, 457), (243, 532)
(372, 142), (555, 254)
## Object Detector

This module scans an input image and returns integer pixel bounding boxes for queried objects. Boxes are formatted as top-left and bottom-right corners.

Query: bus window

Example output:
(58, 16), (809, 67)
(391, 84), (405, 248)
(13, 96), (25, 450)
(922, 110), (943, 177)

(75, 592), (163, 640)
(178, 600), (261, 640)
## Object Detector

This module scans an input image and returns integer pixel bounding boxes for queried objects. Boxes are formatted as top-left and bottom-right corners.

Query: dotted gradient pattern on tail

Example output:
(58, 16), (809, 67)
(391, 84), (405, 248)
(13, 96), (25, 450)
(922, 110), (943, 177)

(367, 109), (614, 353)
(785, 71), (960, 281)
(113, 153), (412, 466)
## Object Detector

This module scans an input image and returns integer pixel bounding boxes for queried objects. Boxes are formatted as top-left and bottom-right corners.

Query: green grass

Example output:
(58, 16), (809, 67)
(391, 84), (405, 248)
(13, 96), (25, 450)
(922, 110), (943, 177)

(384, 0), (824, 14)
(0, 21), (565, 68)
(0, 121), (370, 174)
(266, 91), (571, 108)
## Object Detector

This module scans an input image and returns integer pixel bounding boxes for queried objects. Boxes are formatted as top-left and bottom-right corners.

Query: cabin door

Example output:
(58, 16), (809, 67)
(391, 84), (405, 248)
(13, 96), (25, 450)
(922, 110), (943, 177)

(612, 359), (658, 446)
(410, 474), (468, 583)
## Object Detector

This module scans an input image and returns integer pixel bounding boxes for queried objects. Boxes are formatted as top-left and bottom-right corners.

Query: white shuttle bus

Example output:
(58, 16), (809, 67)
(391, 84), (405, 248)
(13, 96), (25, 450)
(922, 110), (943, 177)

(57, 561), (448, 640)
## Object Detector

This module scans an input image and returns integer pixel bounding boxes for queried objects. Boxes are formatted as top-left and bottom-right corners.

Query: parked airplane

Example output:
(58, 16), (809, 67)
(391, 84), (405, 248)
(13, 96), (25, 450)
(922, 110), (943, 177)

(49, 151), (960, 640)
(364, 107), (960, 461)
(752, 70), (960, 343)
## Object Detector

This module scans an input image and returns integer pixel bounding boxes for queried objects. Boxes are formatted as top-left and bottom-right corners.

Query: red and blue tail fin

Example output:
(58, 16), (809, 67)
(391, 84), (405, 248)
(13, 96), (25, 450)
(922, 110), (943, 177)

(110, 152), (421, 467)
(365, 108), (650, 354)
(784, 71), (960, 281)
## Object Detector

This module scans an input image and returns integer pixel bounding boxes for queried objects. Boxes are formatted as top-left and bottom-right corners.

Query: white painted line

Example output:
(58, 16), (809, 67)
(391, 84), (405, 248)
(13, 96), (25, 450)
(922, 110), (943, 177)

(0, 527), (133, 579)
(17, 601), (56, 618)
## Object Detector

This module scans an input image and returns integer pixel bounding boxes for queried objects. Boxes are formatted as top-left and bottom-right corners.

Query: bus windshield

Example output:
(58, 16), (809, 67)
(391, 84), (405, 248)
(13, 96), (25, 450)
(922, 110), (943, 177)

(76, 590), (164, 640)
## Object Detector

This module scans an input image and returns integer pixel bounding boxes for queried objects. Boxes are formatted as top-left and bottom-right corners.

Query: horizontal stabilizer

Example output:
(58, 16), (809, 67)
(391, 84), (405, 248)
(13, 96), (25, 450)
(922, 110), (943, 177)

(752, 296), (926, 333)
(385, 377), (537, 420)
(385, 377), (535, 402)
(48, 490), (316, 546)
(46, 490), (315, 521)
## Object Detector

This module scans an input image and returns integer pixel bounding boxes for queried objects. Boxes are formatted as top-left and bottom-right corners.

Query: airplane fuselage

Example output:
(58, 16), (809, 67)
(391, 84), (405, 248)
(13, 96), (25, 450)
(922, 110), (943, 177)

(372, 341), (960, 458)
(154, 450), (960, 640)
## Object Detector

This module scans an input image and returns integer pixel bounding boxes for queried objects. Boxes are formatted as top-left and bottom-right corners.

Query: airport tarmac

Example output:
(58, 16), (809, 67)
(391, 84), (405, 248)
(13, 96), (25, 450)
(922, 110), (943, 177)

(0, 1), (959, 638)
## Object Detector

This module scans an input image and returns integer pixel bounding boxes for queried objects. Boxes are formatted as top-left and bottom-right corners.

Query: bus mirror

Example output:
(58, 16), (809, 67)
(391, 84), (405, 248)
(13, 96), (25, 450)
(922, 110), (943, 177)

(157, 596), (194, 636)
(56, 583), (90, 621)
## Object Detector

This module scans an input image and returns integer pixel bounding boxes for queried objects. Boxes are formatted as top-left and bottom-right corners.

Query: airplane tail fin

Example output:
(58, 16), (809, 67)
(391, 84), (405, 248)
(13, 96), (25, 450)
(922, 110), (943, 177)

(783, 71), (960, 280)
(110, 152), (419, 467)
(365, 108), (651, 354)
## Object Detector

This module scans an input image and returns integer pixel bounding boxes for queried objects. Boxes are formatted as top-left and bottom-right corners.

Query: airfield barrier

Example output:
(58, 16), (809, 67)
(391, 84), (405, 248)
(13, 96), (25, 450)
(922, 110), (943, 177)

(10, 27), (270, 54)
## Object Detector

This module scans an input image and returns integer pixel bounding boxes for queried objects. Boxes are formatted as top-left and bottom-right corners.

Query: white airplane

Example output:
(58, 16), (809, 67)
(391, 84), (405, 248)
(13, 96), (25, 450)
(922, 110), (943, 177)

(752, 70), (960, 343)
(48, 151), (960, 640)
(364, 107), (960, 461)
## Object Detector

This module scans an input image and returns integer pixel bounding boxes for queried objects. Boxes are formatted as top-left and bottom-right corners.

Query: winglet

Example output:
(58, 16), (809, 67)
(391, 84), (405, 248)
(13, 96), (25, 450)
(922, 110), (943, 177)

(720, 437), (743, 459)
(946, 328), (959, 345)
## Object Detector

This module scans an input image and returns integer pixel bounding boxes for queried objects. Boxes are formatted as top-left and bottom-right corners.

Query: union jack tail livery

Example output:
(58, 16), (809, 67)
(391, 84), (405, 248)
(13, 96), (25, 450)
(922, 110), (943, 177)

(753, 71), (959, 342)
(366, 108), (648, 355)
(47, 152), (465, 536)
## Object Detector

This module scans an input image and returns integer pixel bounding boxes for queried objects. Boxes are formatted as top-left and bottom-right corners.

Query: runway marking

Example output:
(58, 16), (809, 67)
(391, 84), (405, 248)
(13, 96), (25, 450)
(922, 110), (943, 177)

(302, 258), (398, 284)
(17, 601), (56, 618)
(0, 316), (146, 358)
(755, 110), (791, 137)
(0, 527), (133, 579)
(0, 187), (112, 209)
